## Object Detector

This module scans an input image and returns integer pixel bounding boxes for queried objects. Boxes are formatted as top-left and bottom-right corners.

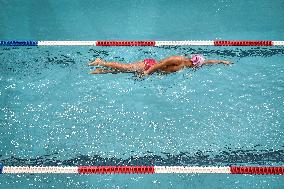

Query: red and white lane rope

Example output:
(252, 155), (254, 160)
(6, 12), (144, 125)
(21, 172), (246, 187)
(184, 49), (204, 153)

(1, 40), (284, 46)
(1, 165), (283, 174)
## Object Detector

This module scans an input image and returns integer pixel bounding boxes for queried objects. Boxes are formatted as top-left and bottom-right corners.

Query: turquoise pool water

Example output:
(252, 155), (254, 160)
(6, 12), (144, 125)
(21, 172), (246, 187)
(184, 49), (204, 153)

(1, 0), (284, 188)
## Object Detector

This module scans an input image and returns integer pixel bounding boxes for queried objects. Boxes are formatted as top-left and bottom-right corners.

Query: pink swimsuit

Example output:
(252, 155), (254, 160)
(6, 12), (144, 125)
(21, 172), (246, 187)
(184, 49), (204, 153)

(144, 58), (157, 71)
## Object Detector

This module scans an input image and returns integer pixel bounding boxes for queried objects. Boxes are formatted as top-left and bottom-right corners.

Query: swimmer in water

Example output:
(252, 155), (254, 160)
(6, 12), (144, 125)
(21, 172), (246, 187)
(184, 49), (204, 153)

(88, 55), (232, 76)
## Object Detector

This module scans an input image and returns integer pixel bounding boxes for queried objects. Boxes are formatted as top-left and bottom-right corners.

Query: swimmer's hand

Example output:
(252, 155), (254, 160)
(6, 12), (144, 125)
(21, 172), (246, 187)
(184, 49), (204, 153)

(140, 70), (150, 77)
(222, 60), (233, 65)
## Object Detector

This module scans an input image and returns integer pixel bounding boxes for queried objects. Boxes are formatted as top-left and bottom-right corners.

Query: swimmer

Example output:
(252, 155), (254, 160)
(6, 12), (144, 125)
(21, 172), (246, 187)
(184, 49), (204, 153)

(88, 55), (232, 75)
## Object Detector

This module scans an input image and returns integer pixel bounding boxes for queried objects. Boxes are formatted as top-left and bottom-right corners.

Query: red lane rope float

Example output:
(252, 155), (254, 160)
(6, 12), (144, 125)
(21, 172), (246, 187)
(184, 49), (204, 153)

(230, 166), (284, 175)
(96, 41), (155, 46)
(214, 40), (272, 46)
(78, 166), (155, 174)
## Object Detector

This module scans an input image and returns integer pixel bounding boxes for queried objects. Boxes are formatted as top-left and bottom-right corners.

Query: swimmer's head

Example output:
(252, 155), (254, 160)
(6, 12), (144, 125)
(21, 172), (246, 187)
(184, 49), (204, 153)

(191, 55), (205, 66)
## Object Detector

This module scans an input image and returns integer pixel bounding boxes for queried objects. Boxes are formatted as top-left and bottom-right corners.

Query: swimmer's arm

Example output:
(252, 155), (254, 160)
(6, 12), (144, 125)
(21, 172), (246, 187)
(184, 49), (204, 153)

(204, 60), (232, 65)
(144, 56), (186, 75)
(143, 63), (166, 75)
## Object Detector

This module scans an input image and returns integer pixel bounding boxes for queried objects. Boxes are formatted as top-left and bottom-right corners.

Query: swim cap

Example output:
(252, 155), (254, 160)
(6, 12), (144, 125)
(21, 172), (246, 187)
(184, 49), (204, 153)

(191, 55), (205, 66)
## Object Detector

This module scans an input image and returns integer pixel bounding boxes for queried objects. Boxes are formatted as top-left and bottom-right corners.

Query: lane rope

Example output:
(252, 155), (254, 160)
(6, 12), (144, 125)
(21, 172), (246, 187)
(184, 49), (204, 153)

(0, 164), (283, 174)
(1, 40), (284, 46)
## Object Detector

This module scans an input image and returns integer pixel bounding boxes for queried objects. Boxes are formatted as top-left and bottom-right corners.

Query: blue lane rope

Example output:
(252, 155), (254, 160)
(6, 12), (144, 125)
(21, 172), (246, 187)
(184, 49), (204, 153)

(0, 40), (38, 46)
(0, 163), (3, 174)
